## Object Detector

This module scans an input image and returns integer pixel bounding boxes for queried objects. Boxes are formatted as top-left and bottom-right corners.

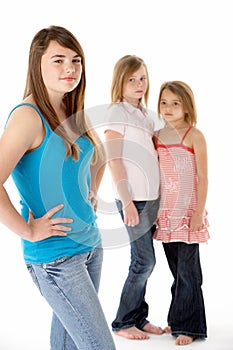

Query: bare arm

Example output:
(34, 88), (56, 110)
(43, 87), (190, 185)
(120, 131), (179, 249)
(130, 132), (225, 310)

(0, 106), (72, 241)
(89, 129), (106, 211)
(190, 128), (208, 230)
(90, 129), (106, 194)
(105, 130), (139, 226)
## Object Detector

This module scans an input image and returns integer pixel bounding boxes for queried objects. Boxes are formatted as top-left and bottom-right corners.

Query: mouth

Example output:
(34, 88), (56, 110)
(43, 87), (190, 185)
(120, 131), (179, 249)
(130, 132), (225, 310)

(61, 77), (75, 82)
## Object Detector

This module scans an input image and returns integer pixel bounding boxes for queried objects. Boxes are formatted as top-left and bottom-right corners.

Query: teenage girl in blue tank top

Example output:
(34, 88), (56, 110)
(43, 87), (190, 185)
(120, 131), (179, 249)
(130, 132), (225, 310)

(0, 25), (116, 350)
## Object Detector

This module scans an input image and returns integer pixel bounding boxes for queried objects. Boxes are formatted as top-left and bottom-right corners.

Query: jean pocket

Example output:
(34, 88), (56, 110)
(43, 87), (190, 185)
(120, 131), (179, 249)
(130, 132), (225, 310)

(43, 256), (70, 268)
(135, 201), (147, 214)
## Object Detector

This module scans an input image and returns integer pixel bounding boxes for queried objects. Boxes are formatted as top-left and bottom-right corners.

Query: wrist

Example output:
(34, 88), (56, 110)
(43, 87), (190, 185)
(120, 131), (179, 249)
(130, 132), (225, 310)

(122, 199), (133, 210)
(21, 226), (33, 241)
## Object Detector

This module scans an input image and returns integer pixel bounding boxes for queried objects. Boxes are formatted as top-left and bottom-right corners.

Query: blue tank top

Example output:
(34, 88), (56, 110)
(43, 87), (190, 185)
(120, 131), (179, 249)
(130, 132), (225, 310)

(8, 103), (101, 264)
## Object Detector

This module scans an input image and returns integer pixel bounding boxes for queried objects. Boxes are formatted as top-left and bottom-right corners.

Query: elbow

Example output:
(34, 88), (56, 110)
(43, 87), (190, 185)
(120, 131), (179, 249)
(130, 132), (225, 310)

(107, 159), (121, 171)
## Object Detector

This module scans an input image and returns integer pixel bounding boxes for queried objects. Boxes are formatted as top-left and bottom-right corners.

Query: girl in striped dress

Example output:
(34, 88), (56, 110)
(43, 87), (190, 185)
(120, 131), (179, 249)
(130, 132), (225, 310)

(154, 81), (209, 345)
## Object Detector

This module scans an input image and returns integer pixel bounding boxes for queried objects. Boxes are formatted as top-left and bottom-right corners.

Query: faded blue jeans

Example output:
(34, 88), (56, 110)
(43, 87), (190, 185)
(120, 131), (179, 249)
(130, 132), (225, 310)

(163, 242), (207, 339)
(112, 199), (159, 331)
(26, 247), (116, 350)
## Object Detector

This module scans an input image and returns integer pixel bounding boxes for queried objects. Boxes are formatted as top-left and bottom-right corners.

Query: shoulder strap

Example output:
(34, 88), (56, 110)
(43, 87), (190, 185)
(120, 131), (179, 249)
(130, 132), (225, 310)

(181, 126), (193, 144)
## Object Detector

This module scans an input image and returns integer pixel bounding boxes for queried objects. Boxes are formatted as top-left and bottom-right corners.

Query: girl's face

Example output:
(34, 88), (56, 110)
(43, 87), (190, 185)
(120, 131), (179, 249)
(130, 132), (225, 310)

(41, 40), (82, 98)
(159, 89), (186, 124)
(123, 65), (148, 105)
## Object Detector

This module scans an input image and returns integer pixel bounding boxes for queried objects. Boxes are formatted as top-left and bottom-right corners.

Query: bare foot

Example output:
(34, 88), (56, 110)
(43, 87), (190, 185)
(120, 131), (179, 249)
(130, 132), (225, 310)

(176, 334), (194, 346)
(143, 322), (164, 335)
(164, 326), (171, 333)
(114, 327), (150, 340)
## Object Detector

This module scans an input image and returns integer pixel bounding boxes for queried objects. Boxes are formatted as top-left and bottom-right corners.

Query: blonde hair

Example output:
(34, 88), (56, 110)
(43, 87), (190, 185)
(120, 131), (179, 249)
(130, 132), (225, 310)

(24, 25), (99, 162)
(158, 81), (197, 126)
(111, 55), (150, 107)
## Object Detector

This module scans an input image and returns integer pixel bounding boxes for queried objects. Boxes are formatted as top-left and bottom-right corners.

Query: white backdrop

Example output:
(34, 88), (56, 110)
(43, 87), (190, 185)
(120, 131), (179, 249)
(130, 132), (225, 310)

(0, 1), (232, 349)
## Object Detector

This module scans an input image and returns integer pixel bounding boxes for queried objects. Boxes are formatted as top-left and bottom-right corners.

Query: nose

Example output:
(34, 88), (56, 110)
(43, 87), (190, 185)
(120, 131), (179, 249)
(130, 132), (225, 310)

(65, 62), (75, 73)
(164, 104), (172, 111)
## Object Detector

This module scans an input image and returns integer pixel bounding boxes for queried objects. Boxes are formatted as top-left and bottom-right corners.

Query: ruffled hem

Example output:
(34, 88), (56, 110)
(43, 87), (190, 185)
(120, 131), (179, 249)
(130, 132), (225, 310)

(154, 209), (210, 244)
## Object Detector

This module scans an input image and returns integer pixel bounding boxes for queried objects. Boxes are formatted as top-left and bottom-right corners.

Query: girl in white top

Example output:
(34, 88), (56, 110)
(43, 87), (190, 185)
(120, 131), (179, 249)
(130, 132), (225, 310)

(105, 55), (164, 340)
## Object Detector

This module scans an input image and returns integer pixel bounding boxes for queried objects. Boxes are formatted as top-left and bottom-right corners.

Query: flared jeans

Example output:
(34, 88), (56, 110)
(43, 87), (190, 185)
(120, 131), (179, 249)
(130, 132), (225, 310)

(163, 242), (207, 339)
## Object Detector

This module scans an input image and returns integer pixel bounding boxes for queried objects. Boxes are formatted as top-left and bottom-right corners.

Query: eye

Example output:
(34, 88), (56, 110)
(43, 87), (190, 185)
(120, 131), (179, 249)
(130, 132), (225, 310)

(140, 77), (147, 81)
(160, 101), (166, 105)
(129, 78), (136, 83)
(73, 57), (82, 64)
(54, 59), (63, 64)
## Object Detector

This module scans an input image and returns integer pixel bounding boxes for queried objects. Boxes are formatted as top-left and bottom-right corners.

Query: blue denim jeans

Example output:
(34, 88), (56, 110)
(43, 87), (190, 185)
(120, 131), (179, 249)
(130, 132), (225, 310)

(26, 247), (116, 350)
(112, 199), (159, 331)
(163, 242), (207, 339)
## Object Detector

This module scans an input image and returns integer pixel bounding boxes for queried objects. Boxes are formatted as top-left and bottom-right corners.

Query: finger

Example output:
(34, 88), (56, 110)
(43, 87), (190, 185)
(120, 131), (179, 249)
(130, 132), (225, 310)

(123, 218), (128, 225)
(51, 225), (72, 232)
(45, 204), (64, 219)
(51, 217), (73, 225)
(91, 199), (97, 207)
(131, 217), (139, 226)
(127, 221), (135, 227)
(50, 230), (67, 236)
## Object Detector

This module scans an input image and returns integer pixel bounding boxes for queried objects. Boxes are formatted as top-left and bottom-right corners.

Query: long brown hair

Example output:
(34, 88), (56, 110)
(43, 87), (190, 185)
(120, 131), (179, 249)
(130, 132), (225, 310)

(24, 25), (98, 161)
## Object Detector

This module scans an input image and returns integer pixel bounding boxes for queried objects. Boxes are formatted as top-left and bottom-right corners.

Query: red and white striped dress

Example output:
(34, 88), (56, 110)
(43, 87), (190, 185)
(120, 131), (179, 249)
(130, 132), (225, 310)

(154, 127), (210, 244)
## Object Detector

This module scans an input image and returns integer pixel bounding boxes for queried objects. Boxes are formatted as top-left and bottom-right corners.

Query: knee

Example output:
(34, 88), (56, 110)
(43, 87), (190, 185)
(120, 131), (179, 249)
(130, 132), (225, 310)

(131, 254), (155, 276)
